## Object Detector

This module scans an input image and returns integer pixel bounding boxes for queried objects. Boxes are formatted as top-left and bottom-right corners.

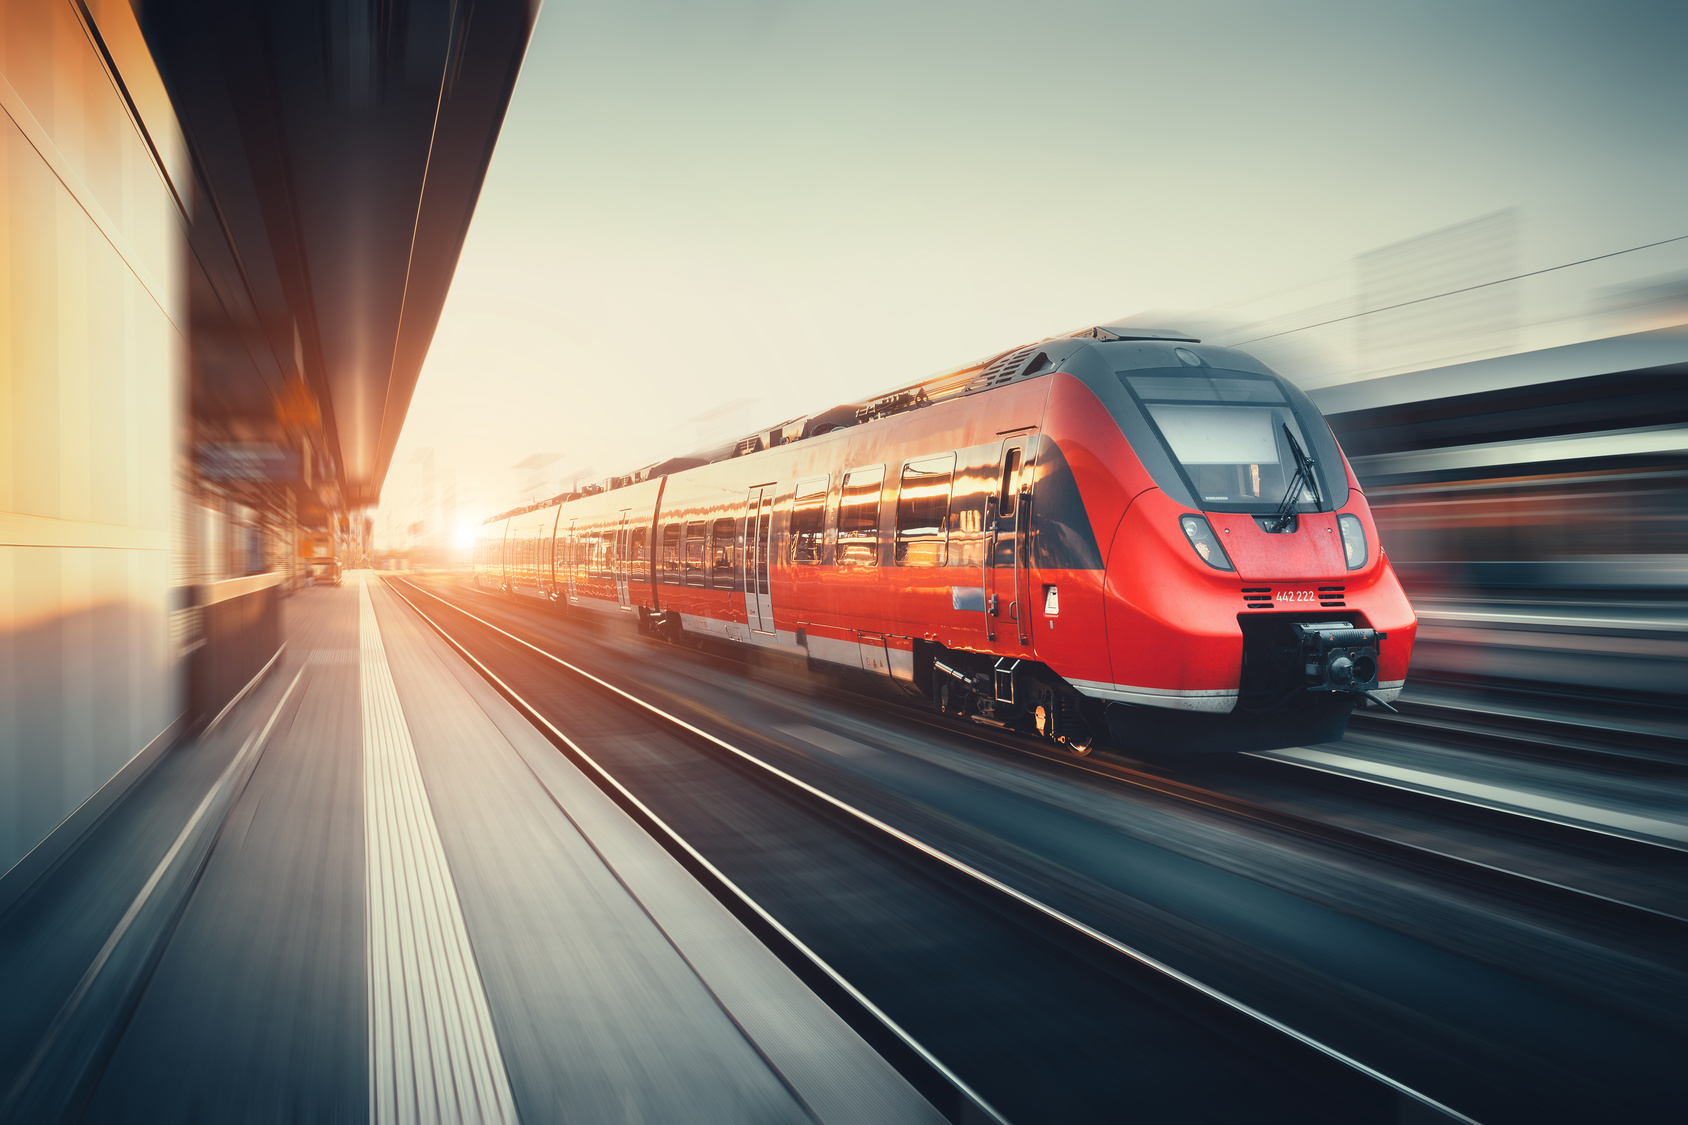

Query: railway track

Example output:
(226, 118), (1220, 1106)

(735, 639), (1688, 935)
(859, 699), (1688, 937)
(380, 575), (1476, 1124)
(707, 636), (1688, 939)
(1242, 742), (1688, 851)
(425, 574), (1688, 956)
(1346, 695), (1688, 773)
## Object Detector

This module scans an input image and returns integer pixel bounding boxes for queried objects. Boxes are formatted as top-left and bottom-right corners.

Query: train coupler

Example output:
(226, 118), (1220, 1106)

(1290, 621), (1385, 700)
(1239, 616), (1390, 714)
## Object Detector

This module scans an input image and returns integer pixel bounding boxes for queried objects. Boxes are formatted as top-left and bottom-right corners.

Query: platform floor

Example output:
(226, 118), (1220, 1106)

(0, 572), (938, 1123)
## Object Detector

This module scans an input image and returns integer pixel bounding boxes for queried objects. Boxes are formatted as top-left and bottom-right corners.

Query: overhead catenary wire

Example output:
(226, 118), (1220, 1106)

(1232, 233), (1688, 346)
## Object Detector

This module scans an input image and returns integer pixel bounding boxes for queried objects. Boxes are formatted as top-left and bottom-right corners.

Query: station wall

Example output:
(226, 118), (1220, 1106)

(0, 0), (189, 879)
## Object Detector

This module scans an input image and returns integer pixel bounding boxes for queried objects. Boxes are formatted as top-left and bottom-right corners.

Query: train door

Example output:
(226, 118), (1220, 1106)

(564, 519), (578, 604)
(545, 505), (562, 601)
(743, 486), (776, 634)
(985, 435), (1032, 646)
(613, 511), (632, 609)
(499, 518), (512, 591)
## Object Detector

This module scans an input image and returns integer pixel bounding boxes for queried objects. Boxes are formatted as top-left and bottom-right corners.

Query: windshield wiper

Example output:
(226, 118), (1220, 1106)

(1270, 423), (1320, 531)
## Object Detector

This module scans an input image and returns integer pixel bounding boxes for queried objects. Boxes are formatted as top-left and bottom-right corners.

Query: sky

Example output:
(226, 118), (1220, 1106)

(380, 0), (1688, 547)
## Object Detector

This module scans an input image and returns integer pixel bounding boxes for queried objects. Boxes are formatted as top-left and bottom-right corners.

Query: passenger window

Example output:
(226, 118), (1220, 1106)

(998, 448), (1022, 520)
(711, 517), (736, 588)
(837, 466), (884, 567)
(790, 476), (829, 564)
(685, 520), (707, 586)
(661, 523), (681, 584)
(630, 526), (648, 564)
(896, 454), (956, 567)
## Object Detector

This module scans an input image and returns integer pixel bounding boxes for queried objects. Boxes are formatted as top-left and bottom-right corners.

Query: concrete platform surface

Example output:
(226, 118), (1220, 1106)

(1, 572), (939, 1124)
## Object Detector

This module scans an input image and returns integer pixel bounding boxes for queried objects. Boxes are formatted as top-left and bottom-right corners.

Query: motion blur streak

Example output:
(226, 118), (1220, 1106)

(359, 574), (516, 1125)
(0, 0), (182, 884)
(396, 570), (1688, 1123)
(1315, 325), (1688, 721)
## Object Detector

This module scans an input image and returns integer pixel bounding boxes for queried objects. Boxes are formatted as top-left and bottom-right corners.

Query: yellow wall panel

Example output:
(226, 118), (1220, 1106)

(0, 0), (181, 878)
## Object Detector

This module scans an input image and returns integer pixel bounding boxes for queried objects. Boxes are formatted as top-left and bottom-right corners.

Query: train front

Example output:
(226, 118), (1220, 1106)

(1050, 337), (1416, 753)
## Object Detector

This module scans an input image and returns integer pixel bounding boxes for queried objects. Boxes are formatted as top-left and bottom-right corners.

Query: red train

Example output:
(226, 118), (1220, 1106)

(473, 323), (1415, 753)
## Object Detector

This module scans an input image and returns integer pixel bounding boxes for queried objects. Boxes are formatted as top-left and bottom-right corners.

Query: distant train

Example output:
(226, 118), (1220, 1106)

(474, 322), (1416, 753)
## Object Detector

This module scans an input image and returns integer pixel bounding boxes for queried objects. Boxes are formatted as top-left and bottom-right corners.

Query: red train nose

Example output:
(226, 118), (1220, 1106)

(1203, 513), (1349, 582)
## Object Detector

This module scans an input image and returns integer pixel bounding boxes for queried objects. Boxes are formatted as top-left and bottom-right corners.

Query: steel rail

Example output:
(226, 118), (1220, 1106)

(1346, 704), (1688, 773)
(813, 691), (1688, 930)
(379, 578), (1009, 1125)
(918, 709), (1688, 930)
(432, 576), (1688, 933)
(1242, 747), (1688, 858)
(384, 575), (1481, 1125)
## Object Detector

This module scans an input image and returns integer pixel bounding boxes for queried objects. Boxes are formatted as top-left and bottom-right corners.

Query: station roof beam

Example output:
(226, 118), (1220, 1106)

(139, 0), (539, 508)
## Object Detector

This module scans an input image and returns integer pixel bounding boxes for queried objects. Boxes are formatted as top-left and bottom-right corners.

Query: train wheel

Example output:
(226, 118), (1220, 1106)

(1058, 694), (1096, 755)
(1061, 730), (1096, 756)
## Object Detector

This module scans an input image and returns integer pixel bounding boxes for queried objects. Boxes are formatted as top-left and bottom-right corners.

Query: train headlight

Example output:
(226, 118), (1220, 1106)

(1338, 514), (1368, 570)
(1179, 515), (1234, 571)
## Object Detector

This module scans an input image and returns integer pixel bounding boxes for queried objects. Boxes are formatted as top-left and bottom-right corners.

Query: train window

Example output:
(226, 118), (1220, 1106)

(1114, 366), (1346, 513)
(630, 526), (648, 564)
(1125, 374), (1285, 404)
(790, 476), (829, 564)
(896, 454), (955, 566)
(685, 520), (708, 586)
(1146, 403), (1311, 505)
(661, 523), (681, 584)
(711, 517), (736, 588)
(998, 448), (1022, 520)
(837, 466), (884, 567)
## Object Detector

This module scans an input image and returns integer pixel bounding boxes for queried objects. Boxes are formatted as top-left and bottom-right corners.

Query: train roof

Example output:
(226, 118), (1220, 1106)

(483, 320), (1273, 521)
(653, 319), (1208, 470)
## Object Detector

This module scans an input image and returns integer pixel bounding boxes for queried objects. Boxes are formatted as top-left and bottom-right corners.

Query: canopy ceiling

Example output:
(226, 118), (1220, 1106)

(140, 0), (538, 508)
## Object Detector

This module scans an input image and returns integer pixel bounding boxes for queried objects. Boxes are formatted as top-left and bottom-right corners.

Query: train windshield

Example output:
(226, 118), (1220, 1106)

(1122, 370), (1324, 513)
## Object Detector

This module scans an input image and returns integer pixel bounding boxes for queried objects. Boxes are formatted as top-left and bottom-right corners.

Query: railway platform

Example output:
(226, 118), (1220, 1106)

(0, 572), (942, 1123)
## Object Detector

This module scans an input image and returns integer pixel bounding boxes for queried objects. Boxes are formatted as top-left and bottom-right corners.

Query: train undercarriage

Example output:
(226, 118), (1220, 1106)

(621, 591), (1389, 757)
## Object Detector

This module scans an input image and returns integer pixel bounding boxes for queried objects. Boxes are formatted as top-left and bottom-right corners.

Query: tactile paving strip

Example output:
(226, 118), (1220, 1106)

(360, 574), (517, 1124)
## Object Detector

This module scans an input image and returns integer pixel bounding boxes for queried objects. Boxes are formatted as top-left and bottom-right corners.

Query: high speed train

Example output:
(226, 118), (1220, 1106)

(474, 322), (1416, 754)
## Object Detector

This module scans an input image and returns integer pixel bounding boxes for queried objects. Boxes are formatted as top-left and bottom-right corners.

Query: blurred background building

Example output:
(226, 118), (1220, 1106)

(1316, 327), (1687, 708)
(1355, 209), (1521, 375)
(0, 0), (533, 890)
